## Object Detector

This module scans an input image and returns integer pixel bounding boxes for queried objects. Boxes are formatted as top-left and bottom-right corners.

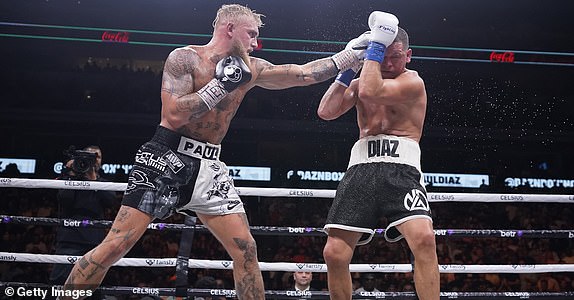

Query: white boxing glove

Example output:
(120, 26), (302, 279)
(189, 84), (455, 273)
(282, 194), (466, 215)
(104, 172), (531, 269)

(333, 31), (371, 87)
(365, 11), (399, 63)
(345, 31), (371, 62)
(368, 11), (399, 47)
(331, 31), (371, 72)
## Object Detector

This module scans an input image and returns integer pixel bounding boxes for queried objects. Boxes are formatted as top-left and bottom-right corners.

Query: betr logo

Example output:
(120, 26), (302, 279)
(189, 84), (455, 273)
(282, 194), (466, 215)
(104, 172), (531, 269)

(500, 231), (516, 237)
(63, 220), (81, 227)
(288, 227), (305, 233)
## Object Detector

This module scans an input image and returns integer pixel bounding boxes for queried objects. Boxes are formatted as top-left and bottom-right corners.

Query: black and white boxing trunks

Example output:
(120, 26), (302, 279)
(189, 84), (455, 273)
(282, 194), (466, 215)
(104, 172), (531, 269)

(324, 134), (432, 245)
(122, 125), (244, 219)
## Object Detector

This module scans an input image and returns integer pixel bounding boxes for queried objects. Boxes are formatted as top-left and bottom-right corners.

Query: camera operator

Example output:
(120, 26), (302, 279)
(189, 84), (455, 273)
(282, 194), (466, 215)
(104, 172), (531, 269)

(50, 145), (116, 287)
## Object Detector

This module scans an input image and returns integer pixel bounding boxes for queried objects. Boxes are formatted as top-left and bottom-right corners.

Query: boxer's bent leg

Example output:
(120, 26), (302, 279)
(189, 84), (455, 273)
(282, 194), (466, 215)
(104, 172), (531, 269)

(397, 218), (440, 300)
(61, 205), (152, 300)
(323, 228), (362, 300)
(197, 212), (264, 300)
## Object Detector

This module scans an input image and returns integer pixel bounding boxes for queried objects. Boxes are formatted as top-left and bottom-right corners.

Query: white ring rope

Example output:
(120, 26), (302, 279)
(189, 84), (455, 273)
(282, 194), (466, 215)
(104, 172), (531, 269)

(2, 177), (574, 202)
(1, 252), (573, 273)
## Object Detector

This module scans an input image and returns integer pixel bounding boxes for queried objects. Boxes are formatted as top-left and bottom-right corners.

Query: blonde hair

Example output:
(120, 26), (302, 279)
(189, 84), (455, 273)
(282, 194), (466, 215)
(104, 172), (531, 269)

(213, 4), (264, 28)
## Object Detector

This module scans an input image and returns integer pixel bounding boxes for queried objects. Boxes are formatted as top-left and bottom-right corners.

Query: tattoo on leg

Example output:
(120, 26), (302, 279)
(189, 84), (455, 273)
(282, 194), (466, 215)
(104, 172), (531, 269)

(233, 237), (263, 299)
(116, 208), (130, 223)
(103, 228), (137, 249)
(76, 252), (107, 281)
(78, 257), (89, 269)
(233, 238), (256, 265)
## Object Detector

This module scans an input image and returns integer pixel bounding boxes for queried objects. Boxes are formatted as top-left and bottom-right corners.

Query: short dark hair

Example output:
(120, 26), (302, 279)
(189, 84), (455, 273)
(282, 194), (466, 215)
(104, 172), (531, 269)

(394, 27), (409, 50)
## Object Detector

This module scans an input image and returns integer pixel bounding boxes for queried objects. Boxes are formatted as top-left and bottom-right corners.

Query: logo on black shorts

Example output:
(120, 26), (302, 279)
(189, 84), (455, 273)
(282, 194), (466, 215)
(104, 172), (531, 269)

(403, 189), (429, 211)
(162, 150), (184, 174)
(126, 169), (156, 192)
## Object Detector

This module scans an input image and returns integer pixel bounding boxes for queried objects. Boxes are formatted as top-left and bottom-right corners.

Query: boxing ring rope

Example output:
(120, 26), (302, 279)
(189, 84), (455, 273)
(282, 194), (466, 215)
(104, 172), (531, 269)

(3, 215), (574, 239)
(2, 177), (574, 202)
(2, 252), (574, 273)
(2, 177), (574, 299)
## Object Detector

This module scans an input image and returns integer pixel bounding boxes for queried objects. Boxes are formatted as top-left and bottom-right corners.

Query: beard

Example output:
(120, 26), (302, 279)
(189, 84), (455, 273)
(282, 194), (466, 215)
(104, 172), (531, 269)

(230, 40), (251, 70)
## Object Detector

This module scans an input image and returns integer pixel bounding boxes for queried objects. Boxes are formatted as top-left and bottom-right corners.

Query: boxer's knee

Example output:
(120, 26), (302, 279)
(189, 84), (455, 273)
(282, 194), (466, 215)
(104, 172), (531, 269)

(323, 240), (352, 268)
(408, 229), (437, 261)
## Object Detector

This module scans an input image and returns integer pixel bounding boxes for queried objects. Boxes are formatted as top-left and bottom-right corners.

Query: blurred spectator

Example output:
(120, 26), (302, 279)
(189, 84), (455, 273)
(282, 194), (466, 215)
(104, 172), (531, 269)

(293, 271), (314, 292)
(0, 163), (22, 178)
(355, 273), (380, 295)
(536, 274), (560, 292)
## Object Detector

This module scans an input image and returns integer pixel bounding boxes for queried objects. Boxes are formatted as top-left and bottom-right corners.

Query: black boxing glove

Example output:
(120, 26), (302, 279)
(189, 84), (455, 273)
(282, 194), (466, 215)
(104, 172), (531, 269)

(197, 56), (252, 110)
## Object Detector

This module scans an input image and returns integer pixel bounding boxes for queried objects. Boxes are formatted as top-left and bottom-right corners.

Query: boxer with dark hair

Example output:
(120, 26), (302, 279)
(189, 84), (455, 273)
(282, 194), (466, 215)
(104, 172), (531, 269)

(61, 4), (367, 299)
(319, 11), (439, 300)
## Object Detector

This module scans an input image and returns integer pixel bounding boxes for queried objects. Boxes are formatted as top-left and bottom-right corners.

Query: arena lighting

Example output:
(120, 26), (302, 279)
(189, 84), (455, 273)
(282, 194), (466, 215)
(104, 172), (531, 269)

(1, 22), (573, 67)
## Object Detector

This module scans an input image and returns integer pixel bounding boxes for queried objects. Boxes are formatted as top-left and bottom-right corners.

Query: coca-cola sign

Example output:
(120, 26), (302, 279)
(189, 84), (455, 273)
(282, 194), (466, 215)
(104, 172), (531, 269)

(490, 51), (514, 63)
(101, 31), (130, 43)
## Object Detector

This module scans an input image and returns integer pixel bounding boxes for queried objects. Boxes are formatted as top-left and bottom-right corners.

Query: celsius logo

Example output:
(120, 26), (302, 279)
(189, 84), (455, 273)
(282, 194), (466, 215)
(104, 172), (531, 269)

(403, 189), (429, 211)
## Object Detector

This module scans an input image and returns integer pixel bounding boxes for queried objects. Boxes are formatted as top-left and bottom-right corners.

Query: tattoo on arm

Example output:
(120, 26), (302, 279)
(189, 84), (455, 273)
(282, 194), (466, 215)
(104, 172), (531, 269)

(305, 58), (338, 82)
(162, 48), (209, 118)
(257, 57), (338, 85)
(177, 94), (210, 120)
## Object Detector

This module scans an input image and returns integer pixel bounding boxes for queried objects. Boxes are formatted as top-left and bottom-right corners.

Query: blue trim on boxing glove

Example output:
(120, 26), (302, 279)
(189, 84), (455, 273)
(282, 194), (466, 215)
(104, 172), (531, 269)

(335, 69), (357, 87)
(365, 41), (386, 63)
